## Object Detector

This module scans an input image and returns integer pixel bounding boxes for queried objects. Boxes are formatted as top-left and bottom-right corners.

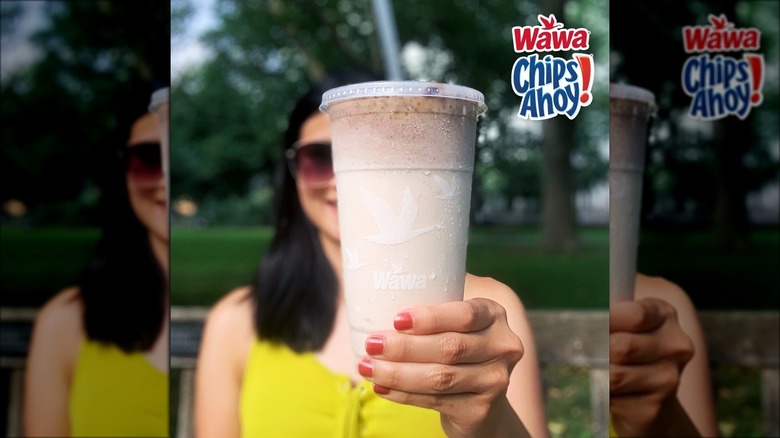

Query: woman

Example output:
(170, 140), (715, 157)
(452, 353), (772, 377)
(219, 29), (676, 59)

(24, 109), (169, 437)
(195, 70), (550, 437)
(610, 273), (720, 437)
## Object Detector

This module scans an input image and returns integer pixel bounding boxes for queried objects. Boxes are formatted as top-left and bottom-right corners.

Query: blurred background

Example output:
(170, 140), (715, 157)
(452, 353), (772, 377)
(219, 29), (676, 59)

(612, 1), (779, 311)
(612, 1), (779, 437)
(1, 1), (170, 436)
(1, 1), (170, 306)
(168, 0), (610, 307)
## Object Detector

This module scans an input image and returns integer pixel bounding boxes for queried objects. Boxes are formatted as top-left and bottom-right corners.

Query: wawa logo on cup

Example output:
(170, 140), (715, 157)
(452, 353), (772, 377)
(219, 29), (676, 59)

(510, 14), (594, 120)
(681, 14), (764, 120)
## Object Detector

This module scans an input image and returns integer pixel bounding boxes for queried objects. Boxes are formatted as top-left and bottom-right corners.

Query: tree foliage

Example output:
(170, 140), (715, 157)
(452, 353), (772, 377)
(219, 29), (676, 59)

(1, 1), (169, 225)
(171, 0), (610, 228)
(611, 0), (779, 247)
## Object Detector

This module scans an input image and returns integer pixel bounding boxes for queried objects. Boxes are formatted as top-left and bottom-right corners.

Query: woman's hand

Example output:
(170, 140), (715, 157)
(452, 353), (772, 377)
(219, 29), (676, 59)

(610, 298), (700, 437)
(358, 298), (528, 438)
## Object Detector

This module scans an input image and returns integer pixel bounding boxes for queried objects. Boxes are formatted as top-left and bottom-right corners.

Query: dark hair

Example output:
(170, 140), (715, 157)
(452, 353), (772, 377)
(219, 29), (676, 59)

(77, 92), (166, 353)
(252, 68), (382, 352)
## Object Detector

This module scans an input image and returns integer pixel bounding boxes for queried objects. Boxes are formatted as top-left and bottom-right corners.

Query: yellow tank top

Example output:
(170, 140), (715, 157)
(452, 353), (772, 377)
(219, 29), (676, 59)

(240, 339), (447, 438)
(69, 338), (168, 437)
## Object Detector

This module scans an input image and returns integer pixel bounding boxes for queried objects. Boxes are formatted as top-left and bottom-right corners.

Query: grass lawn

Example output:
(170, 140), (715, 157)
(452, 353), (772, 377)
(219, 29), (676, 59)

(2, 225), (774, 436)
(3, 225), (777, 310)
(0, 228), (101, 307)
(637, 227), (780, 310)
(168, 226), (609, 308)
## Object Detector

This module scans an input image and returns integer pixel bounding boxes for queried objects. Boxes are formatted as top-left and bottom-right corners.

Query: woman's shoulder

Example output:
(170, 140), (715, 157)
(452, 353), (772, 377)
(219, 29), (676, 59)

(198, 287), (256, 380)
(208, 287), (253, 319)
(464, 273), (528, 315)
(202, 287), (255, 346)
(34, 287), (83, 337)
(29, 287), (84, 366)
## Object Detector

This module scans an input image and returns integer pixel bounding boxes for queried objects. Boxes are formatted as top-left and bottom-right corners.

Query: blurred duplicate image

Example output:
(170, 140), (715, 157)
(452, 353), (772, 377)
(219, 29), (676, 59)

(610, 1), (778, 437)
(0, 1), (170, 437)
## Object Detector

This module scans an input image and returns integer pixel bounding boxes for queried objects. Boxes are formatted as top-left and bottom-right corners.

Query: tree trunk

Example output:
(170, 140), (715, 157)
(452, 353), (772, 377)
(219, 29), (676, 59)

(541, 116), (579, 251)
(538, 0), (579, 252)
(712, 116), (750, 251)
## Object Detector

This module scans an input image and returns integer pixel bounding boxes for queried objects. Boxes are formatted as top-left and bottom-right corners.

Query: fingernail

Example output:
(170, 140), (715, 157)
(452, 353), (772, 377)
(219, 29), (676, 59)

(365, 336), (384, 355)
(373, 383), (390, 395)
(358, 356), (373, 377)
(393, 312), (413, 331)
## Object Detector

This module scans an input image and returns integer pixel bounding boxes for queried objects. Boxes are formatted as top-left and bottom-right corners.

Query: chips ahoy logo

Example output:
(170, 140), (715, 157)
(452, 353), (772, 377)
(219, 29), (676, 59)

(510, 14), (594, 120)
(681, 14), (764, 120)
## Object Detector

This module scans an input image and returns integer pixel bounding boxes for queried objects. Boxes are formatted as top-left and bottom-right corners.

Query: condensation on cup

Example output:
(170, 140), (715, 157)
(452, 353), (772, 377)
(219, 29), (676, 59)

(320, 81), (487, 356)
(148, 87), (170, 203)
(609, 83), (657, 303)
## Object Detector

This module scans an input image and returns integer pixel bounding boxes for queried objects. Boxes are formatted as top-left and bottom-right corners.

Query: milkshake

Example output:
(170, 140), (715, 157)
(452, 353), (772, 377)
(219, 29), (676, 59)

(609, 83), (656, 303)
(149, 87), (170, 204)
(321, 82), (486, 356)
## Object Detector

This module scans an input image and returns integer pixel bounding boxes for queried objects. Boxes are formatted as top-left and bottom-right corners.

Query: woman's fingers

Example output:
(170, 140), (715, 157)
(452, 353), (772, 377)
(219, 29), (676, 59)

(360, 355), (510, 396)
(610, 297), (695, 367)
(610, 362), (683, 396)
(366, 298), (523, 365)
(610, 298), (676, 333)
(393, 298), (502, 335)
(366, 329), (520, 365)
(357, 297), (525, 435)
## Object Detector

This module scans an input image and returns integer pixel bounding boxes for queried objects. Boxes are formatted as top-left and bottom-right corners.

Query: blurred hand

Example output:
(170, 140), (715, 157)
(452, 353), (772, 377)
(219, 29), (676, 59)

(610, 298), (697, 437)
(358, 298), (527, 438)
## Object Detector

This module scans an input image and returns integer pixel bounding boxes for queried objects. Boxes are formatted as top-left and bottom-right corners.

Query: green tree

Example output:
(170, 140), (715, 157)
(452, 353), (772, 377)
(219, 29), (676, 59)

(611, 0), (779, 250)
(1, 1), (170, 225)
(171, 0), (610, 239)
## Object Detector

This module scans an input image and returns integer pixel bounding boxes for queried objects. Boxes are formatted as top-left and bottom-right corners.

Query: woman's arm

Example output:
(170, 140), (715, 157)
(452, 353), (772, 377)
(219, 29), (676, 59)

(194, 287), (254, 438)
(610, 274), (719, 437)
(639, 274), (719, 436)
(361, 274), (549, 438)
(467, 274), (549, 437)
(23, 287), (82, 437)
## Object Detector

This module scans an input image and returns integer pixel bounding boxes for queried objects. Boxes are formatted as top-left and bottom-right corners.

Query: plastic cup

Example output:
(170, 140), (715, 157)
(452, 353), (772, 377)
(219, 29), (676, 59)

(321, 81), (487, 355)
(609, 83), (656, 303)
(149, 87), (170, 202)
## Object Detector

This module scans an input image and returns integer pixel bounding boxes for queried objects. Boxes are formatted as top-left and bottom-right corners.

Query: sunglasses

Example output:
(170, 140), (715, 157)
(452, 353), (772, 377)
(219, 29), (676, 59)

(285, 140), (333, 187)
(122, 142), (162, 183)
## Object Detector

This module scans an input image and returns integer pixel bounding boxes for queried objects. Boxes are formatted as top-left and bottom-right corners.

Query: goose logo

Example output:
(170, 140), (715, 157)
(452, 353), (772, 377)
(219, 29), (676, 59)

(434, 175), (458, 200)
(360, 187), (441, 245)
(344, 247), (368, 271)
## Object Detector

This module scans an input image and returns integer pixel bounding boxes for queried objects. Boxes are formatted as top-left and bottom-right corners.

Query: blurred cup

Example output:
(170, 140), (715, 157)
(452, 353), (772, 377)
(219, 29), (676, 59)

(321, 81), (487, 355)
(149, 87), (170, 200)
(609, 83), (656, 303)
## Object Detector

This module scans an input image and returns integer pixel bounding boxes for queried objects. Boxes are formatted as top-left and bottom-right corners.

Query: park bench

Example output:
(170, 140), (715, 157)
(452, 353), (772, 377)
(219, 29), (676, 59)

(2, 307), (777, 437)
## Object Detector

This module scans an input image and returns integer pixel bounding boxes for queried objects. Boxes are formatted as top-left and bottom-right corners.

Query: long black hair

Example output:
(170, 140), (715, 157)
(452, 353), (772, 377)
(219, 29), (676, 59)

(77, 82), (167, 353)
(252, 69), (382, 353)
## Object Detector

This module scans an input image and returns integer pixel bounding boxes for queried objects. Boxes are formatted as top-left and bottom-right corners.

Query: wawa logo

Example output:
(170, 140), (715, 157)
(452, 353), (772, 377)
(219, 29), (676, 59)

(510, 14), (594, 120)
(512, 14), (590, 52)
(680, 14), (764, 120)
(373, 270), (434, 291)
(682, 14), (760, 53)
(360, 185), (444, 291)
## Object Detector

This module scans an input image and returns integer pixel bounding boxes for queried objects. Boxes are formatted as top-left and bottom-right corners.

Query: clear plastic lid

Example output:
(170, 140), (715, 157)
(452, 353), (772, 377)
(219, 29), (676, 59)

(610, 83), (656, 107)
(148, 87), (170, 113)
(320, 81), (487, 115)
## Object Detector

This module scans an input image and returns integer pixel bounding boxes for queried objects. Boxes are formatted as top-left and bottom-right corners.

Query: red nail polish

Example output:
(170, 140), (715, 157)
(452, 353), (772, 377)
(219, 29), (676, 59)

(365, 336), (384, 355)
(358, 356), (373, 377)
(393, 312), (413, 330)
(373, 383), (390, 395)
